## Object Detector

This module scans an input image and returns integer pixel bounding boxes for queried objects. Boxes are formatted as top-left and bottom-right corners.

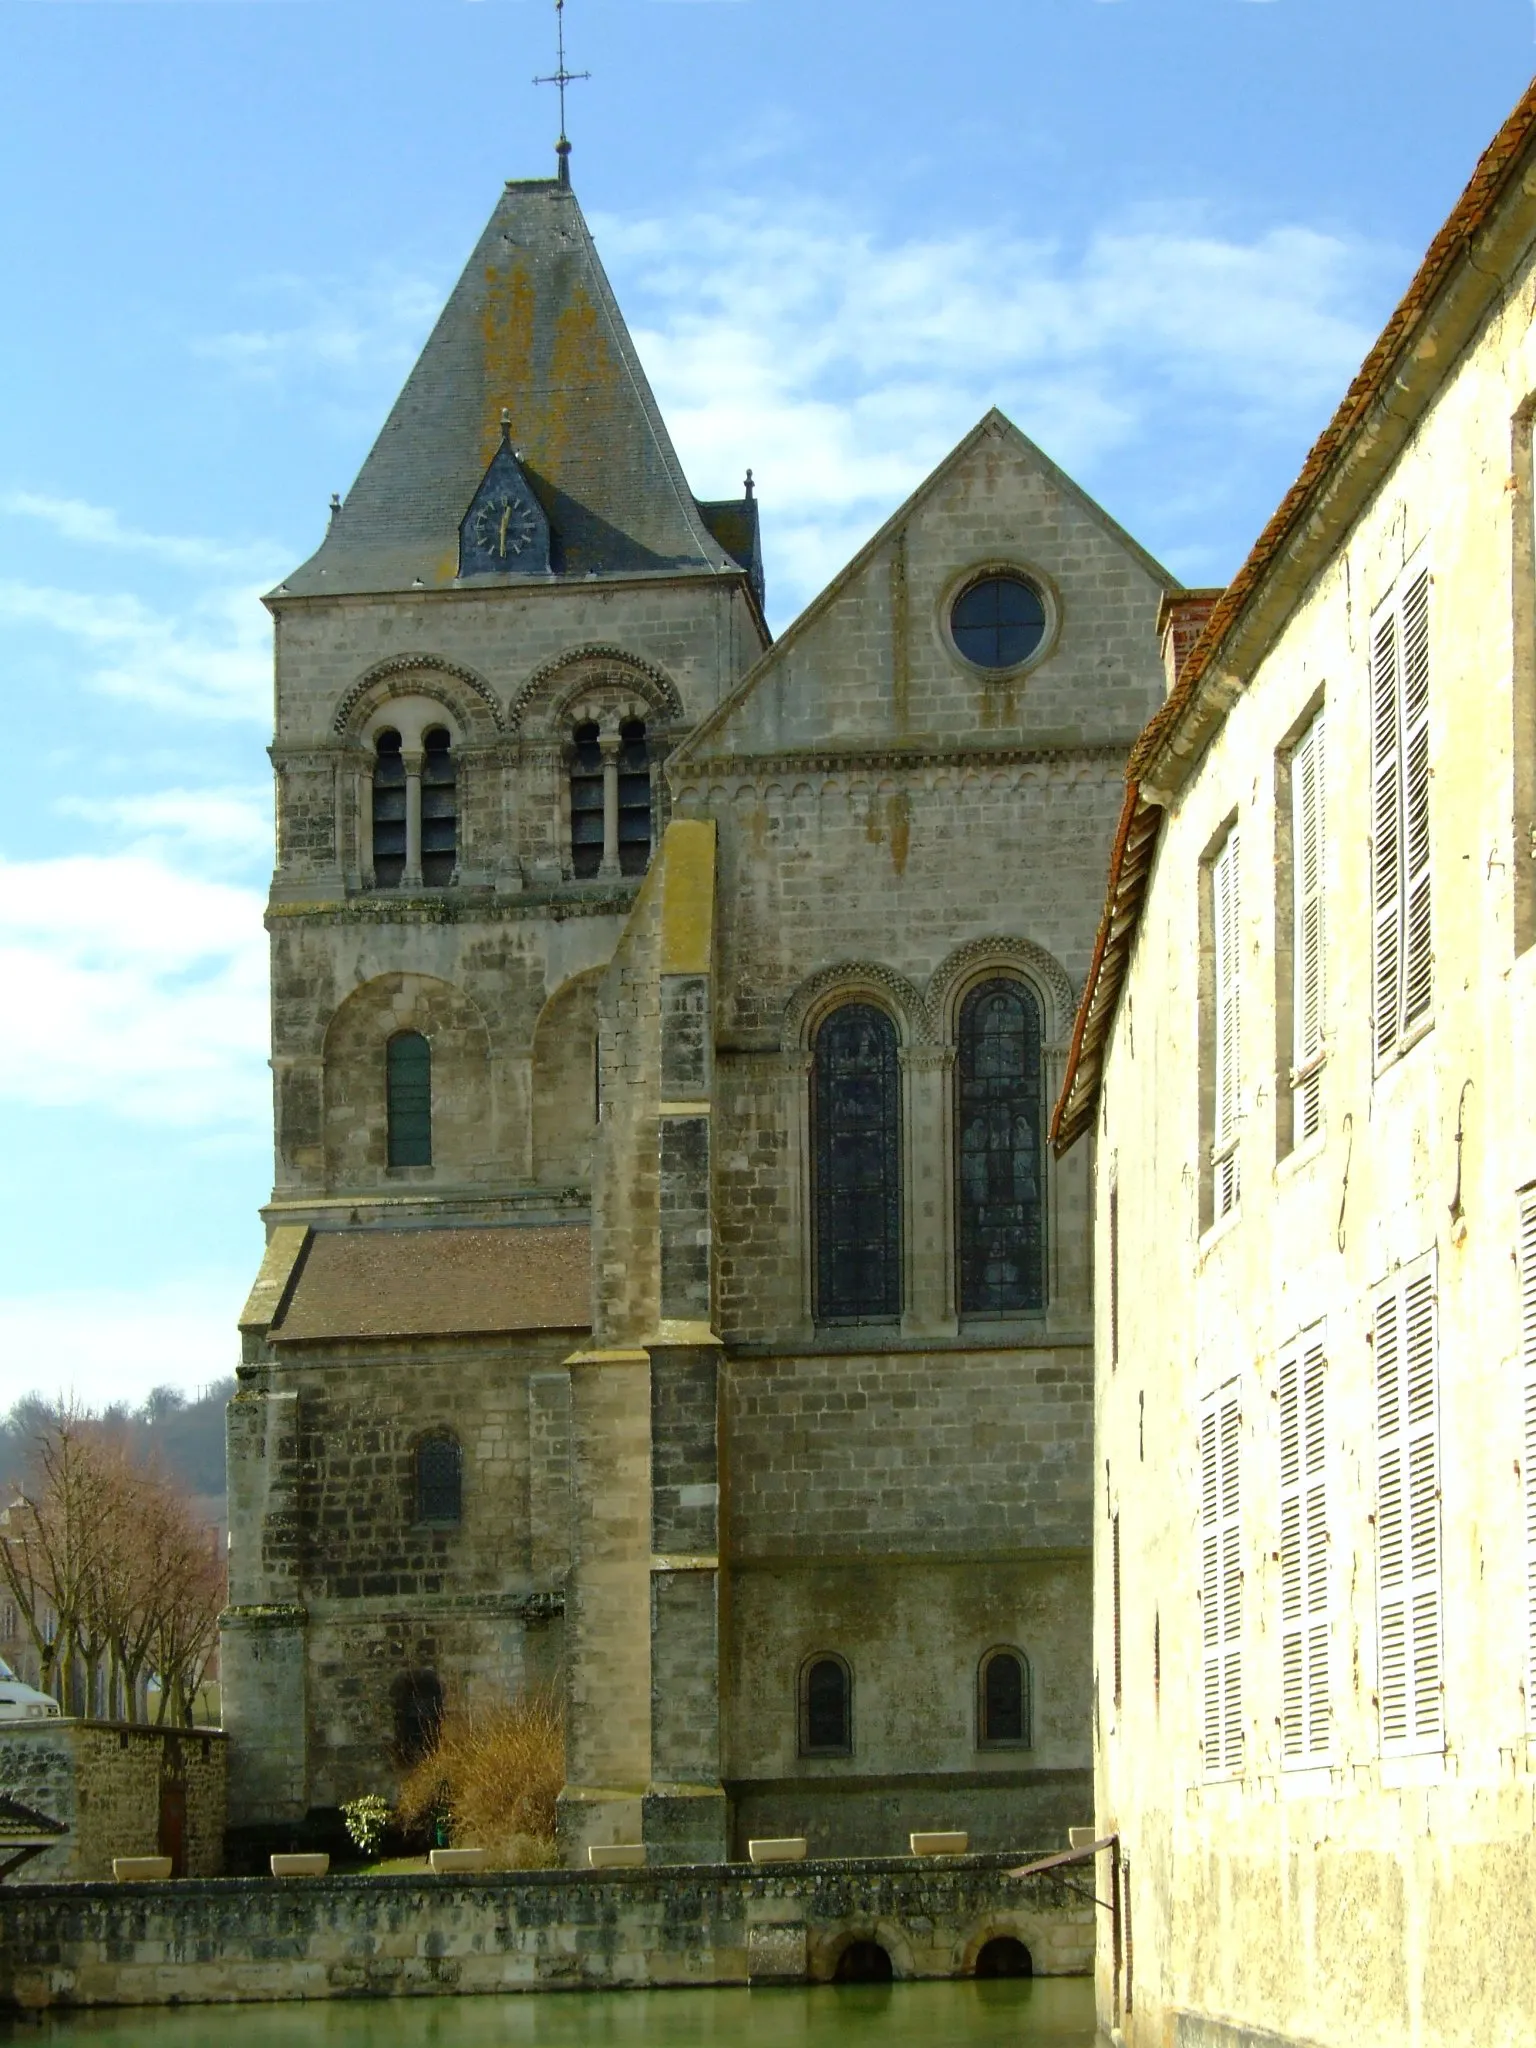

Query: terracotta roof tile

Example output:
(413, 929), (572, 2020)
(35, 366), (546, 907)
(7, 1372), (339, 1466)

(270, 1225), (591, 1344)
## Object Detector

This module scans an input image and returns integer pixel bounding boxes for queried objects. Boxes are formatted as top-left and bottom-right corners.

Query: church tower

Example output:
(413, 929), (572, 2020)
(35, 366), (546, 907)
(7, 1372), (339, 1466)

(222, 169), (767, 1853)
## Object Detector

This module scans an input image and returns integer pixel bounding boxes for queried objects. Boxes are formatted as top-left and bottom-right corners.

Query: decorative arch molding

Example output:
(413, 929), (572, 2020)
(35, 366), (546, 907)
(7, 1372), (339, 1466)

(782, 961), (938, 1050)
(332, 655), (504, 739)
(927, 938), (1075, 1046)
(508, 643), (685, 735)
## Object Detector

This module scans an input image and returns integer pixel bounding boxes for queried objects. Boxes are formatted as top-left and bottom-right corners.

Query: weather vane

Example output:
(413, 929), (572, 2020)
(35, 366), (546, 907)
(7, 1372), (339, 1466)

(534, 0), (591, 187)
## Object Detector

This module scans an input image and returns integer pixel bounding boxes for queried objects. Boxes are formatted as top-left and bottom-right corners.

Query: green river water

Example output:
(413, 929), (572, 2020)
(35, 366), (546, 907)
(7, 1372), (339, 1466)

(14, 1980), (1095, 2047)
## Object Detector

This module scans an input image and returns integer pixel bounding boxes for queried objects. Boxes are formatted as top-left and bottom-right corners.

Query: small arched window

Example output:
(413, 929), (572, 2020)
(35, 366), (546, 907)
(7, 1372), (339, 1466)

(813, 1003), (901, 1323)
(956, 978), (1044, 1314)
(420, 726), (457, 886)
(386, 1030), (432, 1168)
(799, 1653), (852, 1756)
(372, 729), (407, 889)
(391, 1669), (443, 1765)
(618, 719), (652, 876)
(570, 722), (604, 878)
(415, 1433), (462, 1525)
(977, 1646), (1031, 1748)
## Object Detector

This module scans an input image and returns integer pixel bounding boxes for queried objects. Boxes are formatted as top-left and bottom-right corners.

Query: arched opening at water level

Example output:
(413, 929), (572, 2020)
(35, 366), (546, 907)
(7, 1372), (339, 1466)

(834, 1940), (894, 1984)
(974, 1935), (1033, 1978)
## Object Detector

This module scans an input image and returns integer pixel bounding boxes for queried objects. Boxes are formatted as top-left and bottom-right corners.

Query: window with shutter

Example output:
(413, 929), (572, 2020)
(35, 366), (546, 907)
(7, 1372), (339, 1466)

(1518, 1192), (1536, 1735)
(1200, 1380), (1243, 1777)
(1370, 566), (1433, 1065)
(1374, 1258), (1442, 1755)
(1280, 1325), (1330, 1763)
(1212, 830), (1242, 1218)
(1290, 713), (1327, 1143)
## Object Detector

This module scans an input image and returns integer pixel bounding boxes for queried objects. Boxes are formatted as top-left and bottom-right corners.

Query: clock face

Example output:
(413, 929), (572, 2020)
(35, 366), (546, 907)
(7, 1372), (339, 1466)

(472, 490), (539, 561)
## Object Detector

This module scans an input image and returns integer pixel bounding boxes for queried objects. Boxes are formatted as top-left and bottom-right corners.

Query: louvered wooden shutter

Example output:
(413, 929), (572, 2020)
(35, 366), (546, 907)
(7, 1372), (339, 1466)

(1281, 1328), (1330, 1762)
(1400, 571), (1432, 1030)
(1375, 1261), (1442, 1754)
(1201, 1382), (1243, 1776)
(1291, 714), (1326, 1143)
(1370, 610), (1403, 1063)
(1370, 567), (1432, 1062)
(1519, 1193), (1536, 1734)
(1212, 831), (1241, 1217)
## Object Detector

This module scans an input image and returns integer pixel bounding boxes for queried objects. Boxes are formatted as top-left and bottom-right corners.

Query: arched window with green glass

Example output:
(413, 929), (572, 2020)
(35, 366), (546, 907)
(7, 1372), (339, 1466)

(956, 978), (1044, 1313)
(387, 1030), (432, 1167)
(812, 1002), (901, 1323)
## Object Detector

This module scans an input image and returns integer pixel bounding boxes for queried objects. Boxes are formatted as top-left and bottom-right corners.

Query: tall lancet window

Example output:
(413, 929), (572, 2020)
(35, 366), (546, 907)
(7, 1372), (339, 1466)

(956, 979), (1044, 1314)
(618, 719), (652, 876)
(387, 1031), (432, 1168)
(813, 1003), (901, 1323)
(420, 727), (457, 886)
(570, 722), (604, 878)
(372, 730), (407, 889)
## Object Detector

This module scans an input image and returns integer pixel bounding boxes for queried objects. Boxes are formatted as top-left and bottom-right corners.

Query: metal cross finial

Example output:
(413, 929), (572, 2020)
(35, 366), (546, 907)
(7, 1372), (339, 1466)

(534, 0), (590, 185)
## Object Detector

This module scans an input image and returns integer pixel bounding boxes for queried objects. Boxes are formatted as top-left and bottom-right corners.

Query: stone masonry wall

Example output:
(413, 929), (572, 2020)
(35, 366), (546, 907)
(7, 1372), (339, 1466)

(0, 1722), (226, 1883)
(0, 1855), (1090, 2009)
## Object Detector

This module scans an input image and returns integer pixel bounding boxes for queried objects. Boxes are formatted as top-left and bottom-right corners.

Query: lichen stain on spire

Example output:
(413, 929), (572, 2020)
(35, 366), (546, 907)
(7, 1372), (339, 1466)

(479, 264), (537, 464)
(544, 286), (632, 483)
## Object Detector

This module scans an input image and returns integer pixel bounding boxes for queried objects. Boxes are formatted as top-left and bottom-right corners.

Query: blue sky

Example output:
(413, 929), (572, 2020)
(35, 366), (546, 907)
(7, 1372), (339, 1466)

(0, 0), (1532, 1407)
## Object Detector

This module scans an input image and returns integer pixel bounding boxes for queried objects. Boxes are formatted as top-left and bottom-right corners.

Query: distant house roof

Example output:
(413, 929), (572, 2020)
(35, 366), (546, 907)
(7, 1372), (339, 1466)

(0, 1794), (66, 1844)
(274, 179), (744, 600)
(1052, 73), (1536, 1156)
(269, 1225), (592, 1344)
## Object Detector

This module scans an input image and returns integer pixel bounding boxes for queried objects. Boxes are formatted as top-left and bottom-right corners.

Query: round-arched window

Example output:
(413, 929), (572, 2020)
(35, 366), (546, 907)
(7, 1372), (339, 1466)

(950, 574), (1047, 670)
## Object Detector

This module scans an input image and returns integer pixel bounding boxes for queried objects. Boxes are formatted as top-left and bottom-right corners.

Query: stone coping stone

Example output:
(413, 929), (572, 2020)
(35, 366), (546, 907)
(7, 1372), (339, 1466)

(111, 1858), (172, 1883)
(587, 1844), (646, 1869)
(748, 1838), (807, 1863)
(17, 1849), (1068, 1897)
(911, 1831), (970, 1856)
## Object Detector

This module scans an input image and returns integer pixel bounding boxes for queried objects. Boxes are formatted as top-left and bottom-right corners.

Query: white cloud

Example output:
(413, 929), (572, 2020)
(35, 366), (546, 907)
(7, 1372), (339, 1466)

(0, 851), (268, 1130)
(594, 197), (1399, 613)
(194, 268), (446, 384)
(0, 494), (281, 576)
(0, 1280), (246, 1412)
(0, 578), (271, 722)
(59, 787), (273, 870)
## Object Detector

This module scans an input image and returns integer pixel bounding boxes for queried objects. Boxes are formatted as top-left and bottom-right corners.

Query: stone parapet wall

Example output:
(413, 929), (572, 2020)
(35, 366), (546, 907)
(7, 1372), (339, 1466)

(0, 1721), (226, 1883)
(0, 1853), (1090, 2010)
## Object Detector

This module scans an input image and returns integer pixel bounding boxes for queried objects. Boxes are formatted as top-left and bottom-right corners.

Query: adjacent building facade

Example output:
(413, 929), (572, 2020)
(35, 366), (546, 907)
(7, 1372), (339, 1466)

(1054, 78), (1536, 2048)
(225, 163), (1181, 1864)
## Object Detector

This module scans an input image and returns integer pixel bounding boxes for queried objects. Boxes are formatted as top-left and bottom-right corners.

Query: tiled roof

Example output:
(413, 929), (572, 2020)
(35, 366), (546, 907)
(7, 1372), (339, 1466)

(1052, 74), (1536, 1155)
(277, 180), (738, 598)
(269, 1224), (592, 1343)
(0, 1795), (66, 1843)
(697, 494), (765, 610)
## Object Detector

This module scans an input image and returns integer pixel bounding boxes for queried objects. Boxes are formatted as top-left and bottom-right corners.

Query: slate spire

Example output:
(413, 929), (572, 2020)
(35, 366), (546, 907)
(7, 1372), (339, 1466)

(280, 179), (740, 598)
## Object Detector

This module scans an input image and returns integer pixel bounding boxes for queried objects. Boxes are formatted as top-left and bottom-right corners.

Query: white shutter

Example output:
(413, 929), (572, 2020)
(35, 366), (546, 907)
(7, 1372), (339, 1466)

(1291, 713), (1326, 1143)
(1518, 1192), (1536, 1734)
(1370, 566), (1432, 1063)
(1212, 830), (1241, 1217)
(1281, 1327), (1330, 1762)
(1370, 609), (1403, 1064)
(1201, 1381), (1244, 1776)
(1375, 1260), (1442, 1754)
(1400, 571), (1433, 1031)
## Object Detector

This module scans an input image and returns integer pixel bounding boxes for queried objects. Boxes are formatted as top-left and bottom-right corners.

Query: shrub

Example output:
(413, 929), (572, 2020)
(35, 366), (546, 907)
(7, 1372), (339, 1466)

(340, 1794), (393, 1858)
(395, 1685), (564, 1868)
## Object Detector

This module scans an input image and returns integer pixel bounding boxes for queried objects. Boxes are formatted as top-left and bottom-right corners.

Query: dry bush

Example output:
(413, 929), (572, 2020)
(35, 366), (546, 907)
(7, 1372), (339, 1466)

(395, 1687), (564, 1868)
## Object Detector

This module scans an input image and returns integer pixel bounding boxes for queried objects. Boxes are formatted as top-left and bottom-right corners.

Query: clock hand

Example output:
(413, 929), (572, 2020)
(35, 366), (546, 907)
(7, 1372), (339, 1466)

(498, 504), (512, 555)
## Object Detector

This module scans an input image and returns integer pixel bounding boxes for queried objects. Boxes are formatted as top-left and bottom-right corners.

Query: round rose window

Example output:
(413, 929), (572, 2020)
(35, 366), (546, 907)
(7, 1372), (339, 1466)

(951, 574), (1047, 669)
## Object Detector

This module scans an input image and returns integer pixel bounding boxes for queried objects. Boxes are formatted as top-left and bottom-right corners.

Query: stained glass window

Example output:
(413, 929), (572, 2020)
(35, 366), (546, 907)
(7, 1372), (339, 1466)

(957, 979), (1044, 1314)
(813, 1003), (901, 1322)
(372, 729), (406, 889)
(979, 1646), (1030, 1747)
(801, 1655), (852, 1755)
(951, 575), (1046, 669)
(415, 1434), (461, 1525)
(387, 1031), (432, 1168)
(420, 727), (457, 887)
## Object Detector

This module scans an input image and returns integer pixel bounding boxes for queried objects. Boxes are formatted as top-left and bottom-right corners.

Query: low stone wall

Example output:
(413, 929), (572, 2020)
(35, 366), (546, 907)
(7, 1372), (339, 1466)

(0, 1854), (1092, 2009)
(0, 1721), (227, 1882)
